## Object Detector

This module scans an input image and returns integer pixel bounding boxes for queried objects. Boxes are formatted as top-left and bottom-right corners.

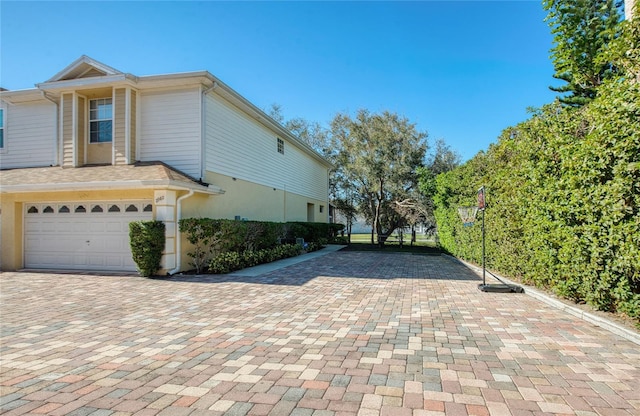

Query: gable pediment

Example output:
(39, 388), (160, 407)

(46, 55), (123, 82)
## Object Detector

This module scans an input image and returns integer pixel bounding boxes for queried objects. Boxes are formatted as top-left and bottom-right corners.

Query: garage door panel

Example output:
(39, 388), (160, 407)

(87, 222), (106, 233)
(27, 253), (74, 268)
(25, 222), (40, 233)
(24, 236), (42, 250)
(25, 201), (153, 271)
(104, 221), (123, 233)
(57, 221), (82, 234)
(67, 220), (89, 233)
(42, 237), (84, 251)
(71, 255), (88, 267)
(39, 220), (58, 233)
(105, 256), (126, 268)
(103, 237), (123, 251)
(87, 255), (107, 267)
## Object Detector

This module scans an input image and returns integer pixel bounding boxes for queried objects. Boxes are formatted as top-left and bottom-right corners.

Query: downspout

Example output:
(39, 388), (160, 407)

(168, 189), (195, 275)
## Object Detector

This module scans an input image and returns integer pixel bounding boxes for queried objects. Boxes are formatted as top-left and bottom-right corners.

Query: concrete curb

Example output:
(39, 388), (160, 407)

(444, 254), (640, 346)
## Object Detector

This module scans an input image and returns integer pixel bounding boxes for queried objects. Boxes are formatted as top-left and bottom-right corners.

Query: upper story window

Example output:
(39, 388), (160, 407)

(277, 137), (284, 154)
(0, 108), (4, 149)
(89, 98), (112, 143)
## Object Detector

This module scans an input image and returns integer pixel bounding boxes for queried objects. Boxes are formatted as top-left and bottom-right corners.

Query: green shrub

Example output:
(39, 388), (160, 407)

(179, 217), (339, 274)
(129, 221), (165, 277)
(208, 244), (302, 274)
(180, 218), (338, 273)
(331, 236), (349, 245)
(178, 218), (217, 274)
(285, 222), (345, 242)
(179, 218), (248, 272)
(244, 221), (283, 251)
(209, 251), (243, 274)
(433, 77), (640, 325)
(305, 241), (326, 253)
(432, 18), (640, 325)
(274, 243), (303, 259)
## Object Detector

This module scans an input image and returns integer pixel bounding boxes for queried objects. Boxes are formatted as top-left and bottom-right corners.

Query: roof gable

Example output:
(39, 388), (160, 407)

(46, 55), (123, 82)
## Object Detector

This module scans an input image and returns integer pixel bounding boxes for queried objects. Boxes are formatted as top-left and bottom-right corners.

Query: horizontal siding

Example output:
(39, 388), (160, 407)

(62, 94), (73, 167)
(114, 88), (127, 165)
(0, 100), (56, 169)
(139, 88), (201, 178)
(77, 96), (85, 166)
(204, 94), (328, 201)
(130, 90), (137, 163)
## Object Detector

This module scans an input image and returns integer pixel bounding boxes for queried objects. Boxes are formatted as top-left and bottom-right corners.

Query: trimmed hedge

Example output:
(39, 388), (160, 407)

(129, 220), (165, 277)
(285, 222), (345, 243)
(178, 218), (284, 273)
(209, 244), (302, 274)
(434, 73), (640, 324)
(178, 218), (344, 274)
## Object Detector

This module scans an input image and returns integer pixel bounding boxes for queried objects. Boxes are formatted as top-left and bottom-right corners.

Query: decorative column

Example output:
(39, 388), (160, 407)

(154, 190), (177, 271)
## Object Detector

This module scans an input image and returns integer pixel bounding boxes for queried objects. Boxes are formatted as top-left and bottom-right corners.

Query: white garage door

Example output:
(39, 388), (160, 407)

(25, 201), (153, 271)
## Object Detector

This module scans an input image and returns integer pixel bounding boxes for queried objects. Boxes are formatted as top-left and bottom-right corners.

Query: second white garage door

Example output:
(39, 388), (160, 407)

(24, 201), (153, 271)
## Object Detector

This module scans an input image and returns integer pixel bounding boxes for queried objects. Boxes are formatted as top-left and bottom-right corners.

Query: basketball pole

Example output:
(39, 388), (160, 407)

(482, 206), (486, 286)
(476, 186), (524, 293)
(478, 185), (486, 286)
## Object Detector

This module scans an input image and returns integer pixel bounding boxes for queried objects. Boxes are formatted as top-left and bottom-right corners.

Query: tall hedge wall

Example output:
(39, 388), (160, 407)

(434, 63), (639, 324)
(178, 218), (344, 273)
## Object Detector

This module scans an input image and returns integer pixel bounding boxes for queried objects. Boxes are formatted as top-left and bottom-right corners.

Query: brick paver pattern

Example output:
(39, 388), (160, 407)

(1, 251), (639, 416)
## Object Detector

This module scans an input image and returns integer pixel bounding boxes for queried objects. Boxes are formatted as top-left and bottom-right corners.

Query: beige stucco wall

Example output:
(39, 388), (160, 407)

(0, 189), (154, 271)
(199, 171), (328, 223)
(166, 171), (329, 273)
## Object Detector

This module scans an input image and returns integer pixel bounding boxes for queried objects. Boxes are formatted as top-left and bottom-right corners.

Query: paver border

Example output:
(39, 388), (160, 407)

(446, 254), (640, 345)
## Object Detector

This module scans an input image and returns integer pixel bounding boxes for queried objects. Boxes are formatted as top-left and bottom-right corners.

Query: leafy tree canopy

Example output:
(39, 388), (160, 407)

(266, 103), (331, 156)
(330, 109), (428, 242)
(544, 0), (622, 106)
(432, 13), (640, 324)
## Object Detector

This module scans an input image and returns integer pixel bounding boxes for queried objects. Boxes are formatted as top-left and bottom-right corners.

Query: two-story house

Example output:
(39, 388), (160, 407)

(0, 56), (331, 274)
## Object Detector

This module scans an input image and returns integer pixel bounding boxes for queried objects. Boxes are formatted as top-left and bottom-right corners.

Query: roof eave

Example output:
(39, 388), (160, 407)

(36, 74), (137, 92)
(0, 180), (225, 195)
(135, 71), (214, 90)
(0, 88), (48, 104)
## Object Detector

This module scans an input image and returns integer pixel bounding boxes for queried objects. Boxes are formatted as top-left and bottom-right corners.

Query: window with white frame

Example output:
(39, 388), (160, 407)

(277, 137), (284, 154)
(0, 108), (4, 149)
(89, 98), (112, 143)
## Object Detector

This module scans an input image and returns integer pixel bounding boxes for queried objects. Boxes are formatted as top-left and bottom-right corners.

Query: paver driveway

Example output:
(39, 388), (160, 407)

(1, 250), (639, 416)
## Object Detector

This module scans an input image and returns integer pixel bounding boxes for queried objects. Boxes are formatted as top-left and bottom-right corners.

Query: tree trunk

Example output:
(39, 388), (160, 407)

(368, 194), (377, 244)
(625, 0), (635, 20)
(375, 178), (385, 247)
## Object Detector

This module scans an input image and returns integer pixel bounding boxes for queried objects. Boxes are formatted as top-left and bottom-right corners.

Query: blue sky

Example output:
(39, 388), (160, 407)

(1, 1), (557, 161)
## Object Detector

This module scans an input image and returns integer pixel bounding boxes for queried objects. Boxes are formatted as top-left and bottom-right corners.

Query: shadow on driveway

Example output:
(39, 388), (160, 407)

(168, 250), (480, 286)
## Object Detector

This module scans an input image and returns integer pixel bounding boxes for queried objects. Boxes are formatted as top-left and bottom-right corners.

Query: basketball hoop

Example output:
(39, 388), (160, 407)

(477, 186), (486, 210)
(457, 206), (478, 227)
